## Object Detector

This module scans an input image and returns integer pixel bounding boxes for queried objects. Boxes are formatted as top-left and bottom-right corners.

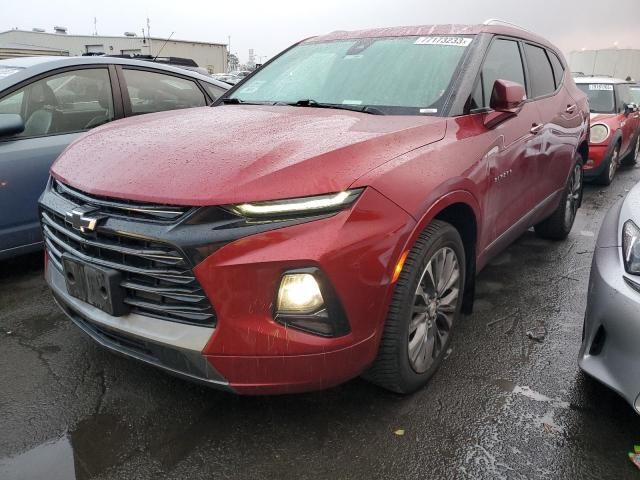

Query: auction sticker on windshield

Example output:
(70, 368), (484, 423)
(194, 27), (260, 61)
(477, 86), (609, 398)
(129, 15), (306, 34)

(589, 84), (614, 91)
(414, 36), (472, 47)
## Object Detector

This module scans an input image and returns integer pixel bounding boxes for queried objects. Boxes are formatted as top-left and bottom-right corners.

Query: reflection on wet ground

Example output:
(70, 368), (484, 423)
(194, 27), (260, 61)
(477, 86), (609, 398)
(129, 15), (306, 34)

(2, 165), (640, 479)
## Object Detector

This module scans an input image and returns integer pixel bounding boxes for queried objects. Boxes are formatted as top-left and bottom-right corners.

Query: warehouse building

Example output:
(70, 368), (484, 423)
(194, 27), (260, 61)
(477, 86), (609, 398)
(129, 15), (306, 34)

(0, 28), (228, 73)
(569, 49), (640, 81)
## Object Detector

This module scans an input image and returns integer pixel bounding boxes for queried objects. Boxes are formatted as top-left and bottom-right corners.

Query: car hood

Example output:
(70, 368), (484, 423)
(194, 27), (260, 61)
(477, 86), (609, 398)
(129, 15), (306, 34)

(51, 105), (446, 206)
(590, 112), (617, 124)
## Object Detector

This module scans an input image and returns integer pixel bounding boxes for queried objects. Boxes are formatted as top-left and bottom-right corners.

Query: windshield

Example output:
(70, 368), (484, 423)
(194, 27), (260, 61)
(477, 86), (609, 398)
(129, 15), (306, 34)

(229, 36), (474, 115)
(577, 83), (615, 113)
(0, 67), (23, 80)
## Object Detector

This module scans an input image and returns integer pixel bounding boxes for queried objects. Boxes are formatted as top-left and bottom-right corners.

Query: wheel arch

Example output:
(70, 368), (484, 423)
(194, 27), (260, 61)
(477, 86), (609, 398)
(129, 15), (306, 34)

(399, 191), (481, 315)
(577, 140), (589, 166)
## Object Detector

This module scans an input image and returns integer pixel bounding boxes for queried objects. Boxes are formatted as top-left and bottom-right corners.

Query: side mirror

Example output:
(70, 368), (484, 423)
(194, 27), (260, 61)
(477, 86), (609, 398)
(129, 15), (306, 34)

(484, 79), (527, 129)
(0, 114), (25, 137)
(625, 103), (638, 115)
(490, 79), (526, 113)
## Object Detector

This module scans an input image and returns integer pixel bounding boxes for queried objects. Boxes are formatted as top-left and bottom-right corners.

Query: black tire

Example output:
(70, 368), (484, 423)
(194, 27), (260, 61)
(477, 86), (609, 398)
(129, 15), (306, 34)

(622, 136), (639, 166)
(534, 154), (583, 241)
(594, 143), (620, 186)
(364, 220), (465, 394)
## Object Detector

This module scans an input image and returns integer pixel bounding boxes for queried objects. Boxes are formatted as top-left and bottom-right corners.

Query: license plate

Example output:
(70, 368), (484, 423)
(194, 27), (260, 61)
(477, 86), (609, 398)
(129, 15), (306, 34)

(62, 254), (128, 316)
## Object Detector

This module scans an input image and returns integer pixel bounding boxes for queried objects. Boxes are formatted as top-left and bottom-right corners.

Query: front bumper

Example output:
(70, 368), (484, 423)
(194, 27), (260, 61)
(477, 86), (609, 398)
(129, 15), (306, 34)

(46, 263), (230, 389)
(579, 240), (640, 414)
(45, 187), (415, 394)
(583, 143), (612, 179)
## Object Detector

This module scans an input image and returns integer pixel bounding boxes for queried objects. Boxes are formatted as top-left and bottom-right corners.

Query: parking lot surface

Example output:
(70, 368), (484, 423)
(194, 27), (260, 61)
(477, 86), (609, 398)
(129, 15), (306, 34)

(2, 165), (640, 480)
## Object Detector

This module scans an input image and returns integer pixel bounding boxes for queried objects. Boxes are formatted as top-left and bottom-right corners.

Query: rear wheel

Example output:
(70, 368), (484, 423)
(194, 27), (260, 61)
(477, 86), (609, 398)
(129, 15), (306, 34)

(595, 143), (620, 186)
(535, 155), (583, 240)
(622, 136), (639, 166)
(364, 220), (465, 394)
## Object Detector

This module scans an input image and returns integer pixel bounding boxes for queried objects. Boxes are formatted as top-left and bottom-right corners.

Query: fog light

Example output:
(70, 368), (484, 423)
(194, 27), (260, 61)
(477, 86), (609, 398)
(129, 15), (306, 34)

(277, 274), (324, 314)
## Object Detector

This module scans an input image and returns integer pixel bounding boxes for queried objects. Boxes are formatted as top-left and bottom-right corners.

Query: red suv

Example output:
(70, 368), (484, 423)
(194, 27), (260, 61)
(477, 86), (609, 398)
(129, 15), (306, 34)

(576, 77), (640, 185)
(41, 23), (589, 394)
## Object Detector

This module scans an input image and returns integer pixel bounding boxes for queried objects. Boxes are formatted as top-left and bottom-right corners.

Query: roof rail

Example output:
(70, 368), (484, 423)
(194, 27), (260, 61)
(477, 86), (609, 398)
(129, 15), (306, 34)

(483, 18), (532, 33)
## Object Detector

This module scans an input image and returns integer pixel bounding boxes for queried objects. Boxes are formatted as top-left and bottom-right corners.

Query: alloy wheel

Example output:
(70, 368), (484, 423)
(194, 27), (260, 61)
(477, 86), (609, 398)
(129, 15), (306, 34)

(608, 145), (620, 182)
(408, 247), (461, 374)
(565, 162), (582, 227)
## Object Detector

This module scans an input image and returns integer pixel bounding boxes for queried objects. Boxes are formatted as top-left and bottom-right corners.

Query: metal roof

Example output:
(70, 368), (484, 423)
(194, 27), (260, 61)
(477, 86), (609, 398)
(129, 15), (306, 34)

(0, 30), (227, 47)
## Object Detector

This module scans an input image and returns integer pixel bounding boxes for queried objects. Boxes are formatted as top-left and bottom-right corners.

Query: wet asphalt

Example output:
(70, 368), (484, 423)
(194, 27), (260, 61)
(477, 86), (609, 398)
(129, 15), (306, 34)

(2, 165), (640, 480)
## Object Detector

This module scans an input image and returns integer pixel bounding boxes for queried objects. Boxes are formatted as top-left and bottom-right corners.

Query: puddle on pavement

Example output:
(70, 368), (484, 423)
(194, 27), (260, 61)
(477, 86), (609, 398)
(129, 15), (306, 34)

(491, 379), (569, 408)
(0, 437), (74, 480)
(0, 413), (131, 480)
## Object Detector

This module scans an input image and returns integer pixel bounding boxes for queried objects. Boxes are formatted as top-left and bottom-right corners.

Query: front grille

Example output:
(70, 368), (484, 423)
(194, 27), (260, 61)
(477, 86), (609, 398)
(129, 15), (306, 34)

(52, 178), (191, 222)
(42, 182), (216, 326)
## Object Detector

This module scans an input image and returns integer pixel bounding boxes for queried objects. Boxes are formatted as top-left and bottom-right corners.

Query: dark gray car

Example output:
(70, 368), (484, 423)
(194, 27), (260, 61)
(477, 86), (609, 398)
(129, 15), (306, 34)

(0, 56), (228, 260)
(580, 176), (640, 414)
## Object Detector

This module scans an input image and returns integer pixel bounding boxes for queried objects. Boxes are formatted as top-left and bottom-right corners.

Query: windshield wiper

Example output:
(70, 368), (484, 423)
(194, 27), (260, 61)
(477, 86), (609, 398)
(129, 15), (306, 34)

(289, 99), (385, 115)
(220, 98), (275, 106)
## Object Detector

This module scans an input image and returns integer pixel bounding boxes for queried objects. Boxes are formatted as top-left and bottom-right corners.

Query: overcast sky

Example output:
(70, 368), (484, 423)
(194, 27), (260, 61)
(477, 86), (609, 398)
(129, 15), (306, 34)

(2, 0), (639, 63)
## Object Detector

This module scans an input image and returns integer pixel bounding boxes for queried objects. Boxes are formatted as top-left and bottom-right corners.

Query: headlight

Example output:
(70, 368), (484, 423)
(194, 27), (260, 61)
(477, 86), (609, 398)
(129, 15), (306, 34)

(590, 124), (610, 144)
(226, 188), (363, 220)
(623, 220), (640, 275)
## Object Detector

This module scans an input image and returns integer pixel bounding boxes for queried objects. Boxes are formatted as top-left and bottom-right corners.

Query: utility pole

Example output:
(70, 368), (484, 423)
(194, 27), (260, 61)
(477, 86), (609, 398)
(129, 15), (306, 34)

(147, 17), (152, 54)
(93, 17), (97, 36)
(227, 35), (231, 72)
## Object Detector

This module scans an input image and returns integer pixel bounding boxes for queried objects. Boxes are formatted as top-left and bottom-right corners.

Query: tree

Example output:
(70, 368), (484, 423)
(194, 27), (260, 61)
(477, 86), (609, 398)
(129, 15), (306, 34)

(227, 52), (239, 73)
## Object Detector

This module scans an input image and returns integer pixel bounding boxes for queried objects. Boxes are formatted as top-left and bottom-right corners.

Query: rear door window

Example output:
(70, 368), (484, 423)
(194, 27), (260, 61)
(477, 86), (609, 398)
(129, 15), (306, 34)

(524, 44), (556, 98)
(122, 69), (207, 115)
(0, 68), (114, 138)
(472, 38), (526, 109)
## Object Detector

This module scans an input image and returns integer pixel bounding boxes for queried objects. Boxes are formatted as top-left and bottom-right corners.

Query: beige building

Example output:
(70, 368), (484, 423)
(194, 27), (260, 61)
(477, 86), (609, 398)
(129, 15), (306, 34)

(569, 49), (640, 81)
(0, 28), (228, 73)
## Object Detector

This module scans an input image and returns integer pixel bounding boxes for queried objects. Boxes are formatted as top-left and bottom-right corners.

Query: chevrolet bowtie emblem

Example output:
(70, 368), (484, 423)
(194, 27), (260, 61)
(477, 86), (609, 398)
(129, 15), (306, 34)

(65, 207), (103, 233)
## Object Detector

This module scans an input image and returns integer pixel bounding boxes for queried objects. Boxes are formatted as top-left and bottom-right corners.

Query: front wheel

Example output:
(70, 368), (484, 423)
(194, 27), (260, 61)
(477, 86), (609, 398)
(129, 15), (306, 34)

(534, 155), (583, 241)
(364, 220), (465, 394)
(595, 143), (620, 186)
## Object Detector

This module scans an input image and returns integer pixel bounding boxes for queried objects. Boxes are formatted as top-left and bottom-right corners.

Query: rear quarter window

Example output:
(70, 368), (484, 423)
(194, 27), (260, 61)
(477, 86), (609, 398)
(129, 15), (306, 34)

(548, 52), (565, 88)
(201, 82), (226, 101)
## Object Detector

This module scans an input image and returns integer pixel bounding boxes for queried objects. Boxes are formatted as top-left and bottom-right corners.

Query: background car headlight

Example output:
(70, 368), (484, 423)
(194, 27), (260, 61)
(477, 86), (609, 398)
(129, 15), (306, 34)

(623, 220), (640, 275)
(226, 188), (363, 220)
(590, 124), (610, 144)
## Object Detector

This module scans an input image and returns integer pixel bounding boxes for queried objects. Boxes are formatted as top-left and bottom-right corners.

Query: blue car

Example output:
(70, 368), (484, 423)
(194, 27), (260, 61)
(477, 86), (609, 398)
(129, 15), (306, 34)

(0, 56), (228, 260)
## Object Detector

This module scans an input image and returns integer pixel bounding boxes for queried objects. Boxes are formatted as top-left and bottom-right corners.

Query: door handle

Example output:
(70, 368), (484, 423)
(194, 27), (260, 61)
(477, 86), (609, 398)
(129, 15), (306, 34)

(530, 123), (544, 135)
(566, 104), (577, 114)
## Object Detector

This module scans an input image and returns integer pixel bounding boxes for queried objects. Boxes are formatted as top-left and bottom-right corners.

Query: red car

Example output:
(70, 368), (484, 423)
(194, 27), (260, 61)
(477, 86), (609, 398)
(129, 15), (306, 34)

(576, 77), (640, 185)
(41, 23), (589, 394)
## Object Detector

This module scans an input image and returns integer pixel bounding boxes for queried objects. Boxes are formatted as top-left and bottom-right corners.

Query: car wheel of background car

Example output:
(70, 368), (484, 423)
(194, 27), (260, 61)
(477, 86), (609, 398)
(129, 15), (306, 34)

(364, 220), (465, 394)
(622, 136), (639, 166)
(534, 154), (584, 240)
(595, 143), (620, 186)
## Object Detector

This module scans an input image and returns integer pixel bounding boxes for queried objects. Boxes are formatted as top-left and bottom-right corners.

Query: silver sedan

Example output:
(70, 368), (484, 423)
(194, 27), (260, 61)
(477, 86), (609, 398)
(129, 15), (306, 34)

(580, 180), (640, 413)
